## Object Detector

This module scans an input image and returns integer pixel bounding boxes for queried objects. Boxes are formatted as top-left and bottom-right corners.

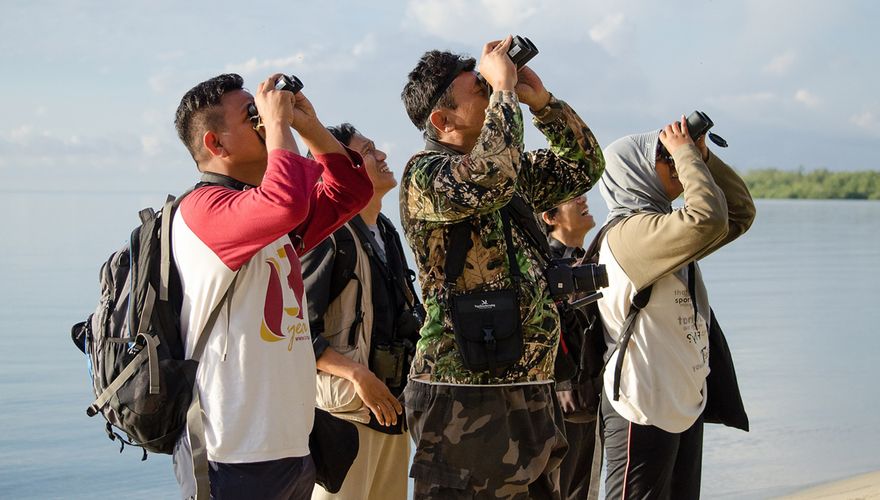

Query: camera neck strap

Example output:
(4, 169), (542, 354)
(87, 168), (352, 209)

(444, 209), (523, 290)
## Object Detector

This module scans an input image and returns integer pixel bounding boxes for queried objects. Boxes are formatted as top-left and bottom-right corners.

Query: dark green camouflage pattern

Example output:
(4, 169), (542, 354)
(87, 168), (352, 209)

(400, 90), (605, 385)
(405, 381), (568, 499)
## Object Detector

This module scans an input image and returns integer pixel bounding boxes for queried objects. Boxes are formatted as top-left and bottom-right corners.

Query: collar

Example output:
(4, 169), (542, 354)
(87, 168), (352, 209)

(198, 171), (256, 191)
(424, 136), (467, 155)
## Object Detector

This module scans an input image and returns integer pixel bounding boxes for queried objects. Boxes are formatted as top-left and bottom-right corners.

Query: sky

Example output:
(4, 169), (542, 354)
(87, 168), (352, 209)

(1, 0), (878, 194)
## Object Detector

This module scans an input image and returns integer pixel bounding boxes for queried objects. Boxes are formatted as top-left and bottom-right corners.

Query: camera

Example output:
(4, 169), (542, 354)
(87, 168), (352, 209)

(477, 35), (539, 91)
(275, 74), (304, 94)
(545, 259), (608, 309)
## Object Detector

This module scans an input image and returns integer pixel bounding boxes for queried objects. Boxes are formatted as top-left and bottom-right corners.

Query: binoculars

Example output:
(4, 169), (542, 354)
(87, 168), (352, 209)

(477, 35), (539, 91)
(275, 74), (304, 94)
(659, 110), (729, 158)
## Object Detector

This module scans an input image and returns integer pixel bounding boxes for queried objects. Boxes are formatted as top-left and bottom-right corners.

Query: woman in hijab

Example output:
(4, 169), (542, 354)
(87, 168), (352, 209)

(597, 116), (755, 499)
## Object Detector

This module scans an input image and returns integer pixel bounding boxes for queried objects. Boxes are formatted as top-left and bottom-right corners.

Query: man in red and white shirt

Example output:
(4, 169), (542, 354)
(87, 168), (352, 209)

(170, 73), (372, 499)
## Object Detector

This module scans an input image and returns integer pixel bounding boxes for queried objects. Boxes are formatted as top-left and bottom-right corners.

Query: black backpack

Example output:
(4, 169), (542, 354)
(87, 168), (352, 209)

(71, 193), (196, 456)
(71, 183), (234, 499)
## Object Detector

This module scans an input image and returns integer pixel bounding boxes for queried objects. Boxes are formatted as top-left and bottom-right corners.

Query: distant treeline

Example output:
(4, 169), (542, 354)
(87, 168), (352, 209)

(740, 168), (880, 200)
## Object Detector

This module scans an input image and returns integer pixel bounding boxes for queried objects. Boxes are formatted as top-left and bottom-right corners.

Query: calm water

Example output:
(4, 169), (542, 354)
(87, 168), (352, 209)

(1, 193), (878, 499)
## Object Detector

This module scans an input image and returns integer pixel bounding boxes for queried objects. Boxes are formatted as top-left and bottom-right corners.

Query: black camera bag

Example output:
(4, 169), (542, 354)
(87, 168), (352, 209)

(445, 211), (524, 374)
(450, 288), (522, 373)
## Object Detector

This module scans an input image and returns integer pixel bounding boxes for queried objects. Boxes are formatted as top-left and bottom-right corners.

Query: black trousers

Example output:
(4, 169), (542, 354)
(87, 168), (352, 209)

(558, 418), (597, 500)
(602, 394), (704, 500)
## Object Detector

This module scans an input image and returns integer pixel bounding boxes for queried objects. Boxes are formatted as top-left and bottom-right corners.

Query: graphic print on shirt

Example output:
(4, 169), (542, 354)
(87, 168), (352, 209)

(259, 243), (308, 350)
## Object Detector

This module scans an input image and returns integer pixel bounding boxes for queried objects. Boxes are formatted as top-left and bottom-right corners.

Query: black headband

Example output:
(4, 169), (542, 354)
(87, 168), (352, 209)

(425, 57), (473, 115)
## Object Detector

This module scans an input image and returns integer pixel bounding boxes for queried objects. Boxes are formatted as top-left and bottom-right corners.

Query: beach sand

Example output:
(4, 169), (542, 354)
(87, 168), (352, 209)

(779, 471), (880, 499)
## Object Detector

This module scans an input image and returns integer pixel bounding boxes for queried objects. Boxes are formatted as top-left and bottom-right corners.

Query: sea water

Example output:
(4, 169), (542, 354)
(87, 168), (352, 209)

(1, 193), (877, 498)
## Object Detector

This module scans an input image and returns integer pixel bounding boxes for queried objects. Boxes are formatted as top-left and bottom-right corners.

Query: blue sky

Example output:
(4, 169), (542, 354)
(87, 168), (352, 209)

(1, 0), (878, 193)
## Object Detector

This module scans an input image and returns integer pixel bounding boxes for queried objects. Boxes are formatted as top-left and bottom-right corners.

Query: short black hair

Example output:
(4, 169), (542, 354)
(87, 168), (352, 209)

(326, 122), (359, 147)
(174, 73), (244, 162)
(401, 50), (475, 132)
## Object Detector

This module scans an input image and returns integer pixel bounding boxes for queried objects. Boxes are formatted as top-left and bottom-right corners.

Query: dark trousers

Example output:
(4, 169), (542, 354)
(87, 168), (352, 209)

(602, 394), (704, 500)
(558, 419), (597, 500)
(174, 436), (316, 500)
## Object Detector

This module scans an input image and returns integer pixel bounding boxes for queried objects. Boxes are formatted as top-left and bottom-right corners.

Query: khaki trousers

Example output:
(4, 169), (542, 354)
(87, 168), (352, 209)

(311, 422), (410, 500)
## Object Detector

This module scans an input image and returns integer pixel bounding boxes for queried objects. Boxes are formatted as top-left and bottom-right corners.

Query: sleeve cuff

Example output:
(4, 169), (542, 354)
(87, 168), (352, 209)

(313, 333), (330, 359)
(313, 145), (365, 170)
(531, 93), (562, 124)
(490, 90), (519, 107)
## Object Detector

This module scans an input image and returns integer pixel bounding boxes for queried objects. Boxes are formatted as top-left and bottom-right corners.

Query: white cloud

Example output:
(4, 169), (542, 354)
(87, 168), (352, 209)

(794, 89), (819, 108)
(403, 0), (541, 43)
(709, 91), (777, 108)
(851, 111), (878, 131)
(7, 125), (36, 145)
(352, 33), (377, 57)
(589, 13), (626, 55)
(227, 38), (379, 79)
(149, 71), (173, 93)
(141, 135), (162, 156)
(763, 51), (796, 76)
(227, 53), (308, 75)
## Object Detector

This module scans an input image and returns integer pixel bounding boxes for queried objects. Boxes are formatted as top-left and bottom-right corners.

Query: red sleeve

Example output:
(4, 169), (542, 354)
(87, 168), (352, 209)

(293, 145), (373, 253)
(179, 149), (325, 270)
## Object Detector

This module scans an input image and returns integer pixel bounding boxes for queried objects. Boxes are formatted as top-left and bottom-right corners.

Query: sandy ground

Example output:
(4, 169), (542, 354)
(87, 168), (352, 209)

(779, 471), (880, 499)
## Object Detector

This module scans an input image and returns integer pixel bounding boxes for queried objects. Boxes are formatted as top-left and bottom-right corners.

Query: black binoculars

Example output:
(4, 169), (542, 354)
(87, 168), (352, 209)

(275, 74), (304, 94)
(477, 35), (539, 91)
(659, 110), (729, 158)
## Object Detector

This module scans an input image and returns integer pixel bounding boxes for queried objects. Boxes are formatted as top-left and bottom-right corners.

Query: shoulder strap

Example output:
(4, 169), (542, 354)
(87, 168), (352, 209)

(443, 211), (523, 287)
(583, 214), (656, 401)
(500, 194), (552, 261)
(611, 285), (652, 401)
(377, 214), (422, 309)
(583, 215), (627, 264)
(443, 221), (475, 286)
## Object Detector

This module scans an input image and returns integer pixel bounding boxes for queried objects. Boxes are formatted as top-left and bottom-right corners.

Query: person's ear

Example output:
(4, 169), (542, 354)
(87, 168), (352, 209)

(428, 109), (452, 135)
(203, 131), (227, 158)
(541, 211), (555, 226)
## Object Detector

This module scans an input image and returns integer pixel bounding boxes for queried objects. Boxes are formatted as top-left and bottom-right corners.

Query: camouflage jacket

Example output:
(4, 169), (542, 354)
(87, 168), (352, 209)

(399, 90), (605, 385)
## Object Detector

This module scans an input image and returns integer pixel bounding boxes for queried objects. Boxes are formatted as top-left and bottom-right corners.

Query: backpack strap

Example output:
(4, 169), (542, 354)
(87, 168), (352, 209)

(187, 273), (238, 500)
(581, 215), (655, 401)
(322, 225), (365, 347)
(611, 285), (652, 401)
(159, 192), (194, 301)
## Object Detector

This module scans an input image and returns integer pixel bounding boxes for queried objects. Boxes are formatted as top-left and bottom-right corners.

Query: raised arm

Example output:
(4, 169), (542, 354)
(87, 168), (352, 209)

(608, 123), (729, 291)
(519, 94), (605, 212)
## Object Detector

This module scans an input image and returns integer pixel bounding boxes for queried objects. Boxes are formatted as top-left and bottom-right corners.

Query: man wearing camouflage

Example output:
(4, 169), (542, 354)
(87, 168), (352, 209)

(399, 37), (605, 499)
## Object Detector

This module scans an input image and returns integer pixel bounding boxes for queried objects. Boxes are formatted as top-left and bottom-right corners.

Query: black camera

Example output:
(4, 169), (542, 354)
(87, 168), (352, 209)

(545, 259), (608, 309)
(275, 74), (304, 94)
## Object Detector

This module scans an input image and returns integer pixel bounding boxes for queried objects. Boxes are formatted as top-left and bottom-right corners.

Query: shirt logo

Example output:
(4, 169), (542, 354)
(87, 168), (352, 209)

(260, 243), (307, 350)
